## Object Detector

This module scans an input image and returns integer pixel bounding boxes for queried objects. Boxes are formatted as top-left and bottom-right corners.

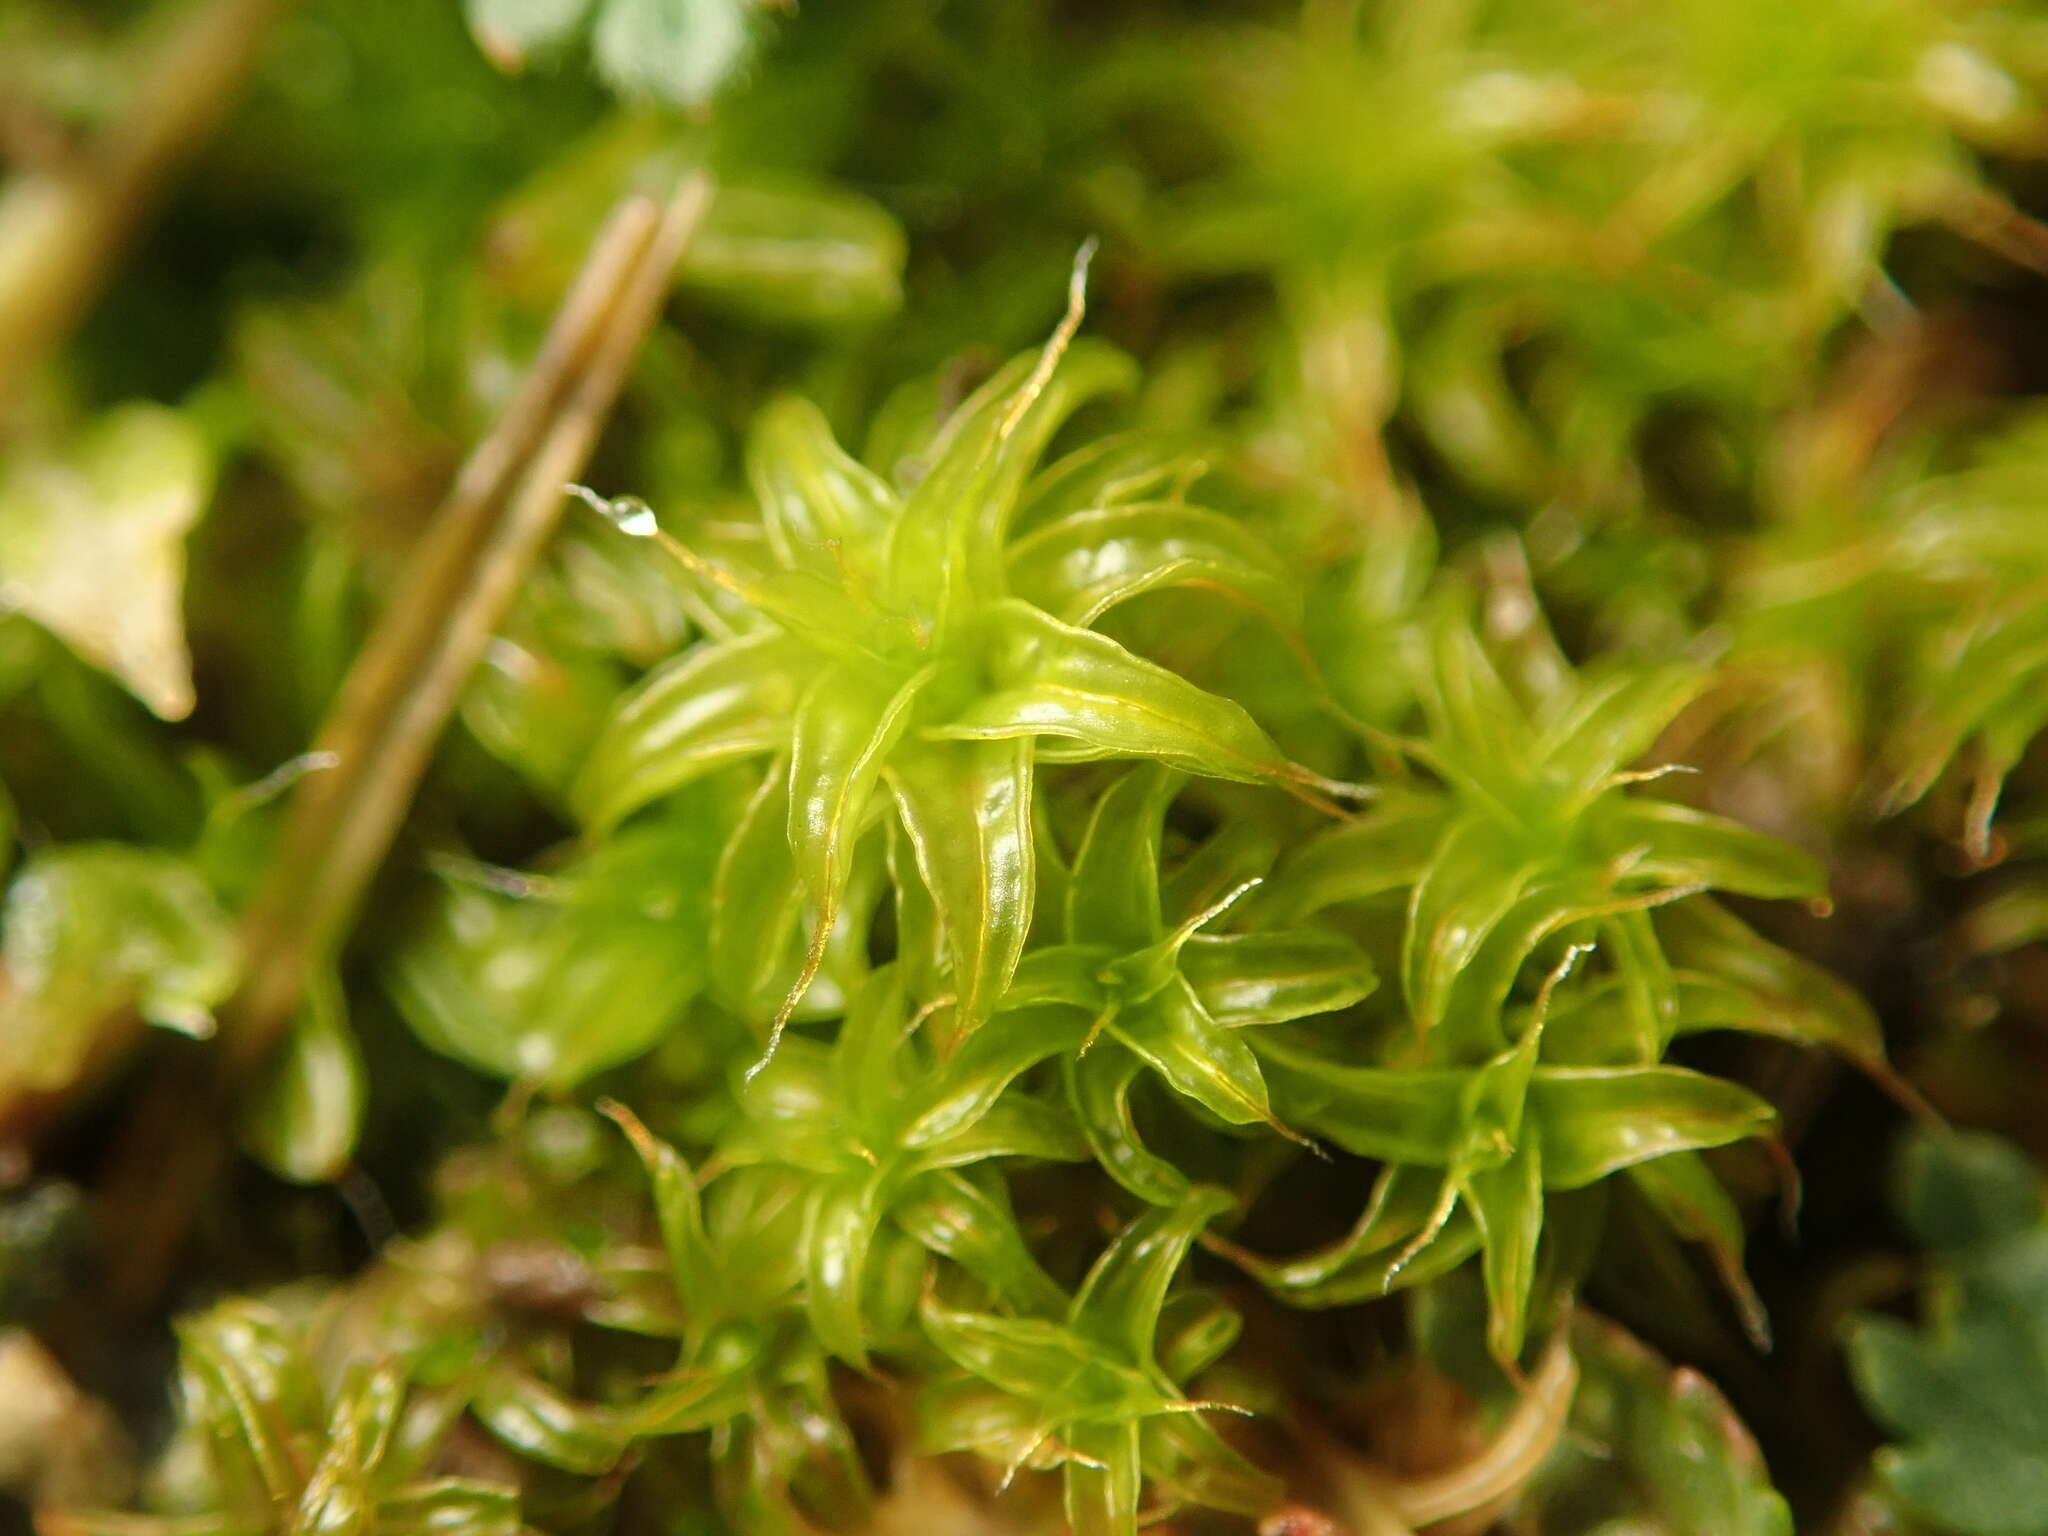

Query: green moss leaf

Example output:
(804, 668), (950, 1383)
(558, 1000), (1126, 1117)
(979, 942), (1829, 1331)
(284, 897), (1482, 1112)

(1006, 503), (1301, 630)
(1066, 1045), (1193, 1208)
(1107, 976), (1274, 1129)
(801, 1168), (893, 1369)
(1064, 764), (1179, 953)
(683, 178), (908, 326)
(892, 1169), (1068, 1317)
(1528, 1067), (1777, 1190)
(749, 396), (898, 587)
(385, 810), (717, 1090)
(572, 631), (805, 832)
(1178, 930), (1375, 1028)
(0, 845), (237, 1096)
(1597, 800), (1824, 903)
(885, 737), (1036, 1032)
(952, 600), (1292, 783)
(239, 969), (364, 1186)
(471, 1368), (630, 1475)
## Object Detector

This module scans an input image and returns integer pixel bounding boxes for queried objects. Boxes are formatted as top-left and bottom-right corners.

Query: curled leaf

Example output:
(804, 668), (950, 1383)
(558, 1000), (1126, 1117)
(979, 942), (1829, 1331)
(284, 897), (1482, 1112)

(572, 630), (804, 831)
(1529, 1067), (1777, 1190)
(885, 738), (1035, 1032)
(951, 600), (1293, 784)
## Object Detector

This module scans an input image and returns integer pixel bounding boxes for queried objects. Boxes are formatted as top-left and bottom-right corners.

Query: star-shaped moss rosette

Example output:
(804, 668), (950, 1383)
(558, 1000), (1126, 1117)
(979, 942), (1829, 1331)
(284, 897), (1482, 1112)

(994, 764), (1375, 1207)
(589, 1104), (877, 1535)
(1273, 592), (1828, 1064)
(573, 265), (1340, 1064)
(48, 1301), (525, 1536)
(1244, 966), (1779, 1365)
(1228, 592), (1888, 1361)
(449, 1111), (888, 1536)
(712, 964), (1090, 1368)
(918, 1187), (1280, 1536)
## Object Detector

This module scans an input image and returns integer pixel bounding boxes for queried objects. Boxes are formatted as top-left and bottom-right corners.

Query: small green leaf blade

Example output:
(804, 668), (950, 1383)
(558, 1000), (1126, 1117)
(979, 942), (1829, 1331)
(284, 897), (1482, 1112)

(803, 1170), (891, 1368)
(1891, 1128), (2044, 1253)
(1258, 790), (1447, 921)
(919, 1304), (1114, 1406)
(294, 1365), (402, 1536)
(1067, 1045), (1193, 1208)
(470, 1369), (628, 1475)
(572, 631), (803, 832)
(1600, 799), (1824, 903)
(1402, 815), (1540, 1036)
(1006, 503), (1300, 629)
(1180, 930), (1375, 1028)
(902, 1003), (1091, 1149)
(1229, 1162), (1481, 1306)
(385, 813), (715, 1090)
(1529, 1066), (1776, 1190)
(788, 663), (926, 932)
(885, 738), (1035, 1031)
(1108, 978), (1276, 1129)
(1014, 431), (1199, 531)
(377, 1480), (525, 1536)
(1254, 1034), (1468, 1166)
(1537, 662), (1708, 804)
(893, 1169), (1068, 1317)
(953, 600), (1292, 785)
(602, 1100), (723, 1343)
(175, 1300), (323, 1511)
(888, 341), (1136, 613)
(1658, 898), (1887, 1067)
(1629, 1150), (1772, 1350)
(1465, 1143), (1543, 1364)
(682, 176), (907, 326)
(1065, 765), (1179, 952)
(1063, 1421), (1145, 1536)
(1, 845), (238, 1096)
(749, 396), (899, 586)
(1069, 1184), (1234, 1365)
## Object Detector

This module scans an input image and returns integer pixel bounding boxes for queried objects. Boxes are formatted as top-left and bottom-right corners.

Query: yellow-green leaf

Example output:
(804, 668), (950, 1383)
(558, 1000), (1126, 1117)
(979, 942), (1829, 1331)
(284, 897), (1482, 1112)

(0, 403), (211, 720)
